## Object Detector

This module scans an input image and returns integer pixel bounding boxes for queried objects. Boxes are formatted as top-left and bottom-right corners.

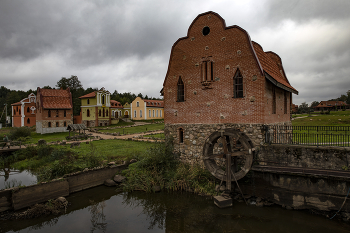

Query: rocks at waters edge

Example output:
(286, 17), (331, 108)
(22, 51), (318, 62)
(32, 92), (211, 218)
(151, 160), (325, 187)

(56, 197), (68, 205)
(113, 175), (126, 183)
(104, 179), (117, 186)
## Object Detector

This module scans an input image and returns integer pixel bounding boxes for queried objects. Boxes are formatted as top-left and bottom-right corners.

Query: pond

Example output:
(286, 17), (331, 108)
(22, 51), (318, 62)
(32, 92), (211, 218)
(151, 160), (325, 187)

(0, 168), (37, 190)
(1, 186), (349, 233)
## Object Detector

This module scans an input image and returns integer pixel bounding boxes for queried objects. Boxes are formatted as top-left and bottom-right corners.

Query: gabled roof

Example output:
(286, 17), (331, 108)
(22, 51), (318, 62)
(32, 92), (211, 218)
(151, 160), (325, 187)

(143, 99), (164, 108)
(79, 91), (96, 99)
(163, 11), (298, 95)
(37, 87), (73, 109)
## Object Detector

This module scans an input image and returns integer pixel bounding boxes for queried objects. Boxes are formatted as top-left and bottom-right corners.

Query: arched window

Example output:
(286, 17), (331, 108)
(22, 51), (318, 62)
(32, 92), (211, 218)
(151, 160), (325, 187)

(106, 110), (109, 117)
(177, 77), (184, 102)
(99, 109), (101, 116)
(160, 110), (162, 118)
(27, 107), (30, 113)
(87, 109), (90, 117)
(48, 110), (51, 117)
(149, 110), (151, 117)
(140, 110), (142, 118)
(156, 110), (158, 117)
(87, 99), (90, 105)
(102, 95), (105, 105)
(234, 69), (243, 98)
(153, 110), (155, 117)
(179, 128), (184, 143)
(134, 110), (137, 118)
(27, 118), (30, 124)
(103, 109), (105, 117)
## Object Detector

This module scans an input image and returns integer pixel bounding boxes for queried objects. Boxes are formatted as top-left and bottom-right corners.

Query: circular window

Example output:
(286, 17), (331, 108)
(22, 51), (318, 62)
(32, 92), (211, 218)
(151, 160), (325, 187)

(202, 26), (210, 36)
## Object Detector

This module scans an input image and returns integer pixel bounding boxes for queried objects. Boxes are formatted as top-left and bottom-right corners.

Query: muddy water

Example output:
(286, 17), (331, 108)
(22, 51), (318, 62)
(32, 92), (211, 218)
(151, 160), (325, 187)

(0, 168), (37, 190)
(1, 186), (349, 233)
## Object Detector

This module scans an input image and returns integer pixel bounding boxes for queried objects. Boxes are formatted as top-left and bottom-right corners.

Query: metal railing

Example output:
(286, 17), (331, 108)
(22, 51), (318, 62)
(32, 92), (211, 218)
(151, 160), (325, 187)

(265, 125), (350, 147)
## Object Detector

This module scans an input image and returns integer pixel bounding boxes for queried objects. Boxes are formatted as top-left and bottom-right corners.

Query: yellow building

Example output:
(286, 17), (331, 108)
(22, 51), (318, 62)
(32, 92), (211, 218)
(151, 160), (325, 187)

(79, 88), (111, 127)
(131, 97), (164, 120)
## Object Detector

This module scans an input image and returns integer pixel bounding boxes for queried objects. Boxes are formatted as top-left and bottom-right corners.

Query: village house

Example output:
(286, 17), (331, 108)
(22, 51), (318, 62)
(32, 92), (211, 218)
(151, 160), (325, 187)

(122, 102), (131, 119)
(36, 88), (73, 134)
(79, 88), (111, 127)
(162, 11), (298, 164)
(11, 93), (36, 128)
(110, 100), (124, 119)
(313, 101), (349, 111)
(130, 97), (164, 120)
(291, 104), (298, 114)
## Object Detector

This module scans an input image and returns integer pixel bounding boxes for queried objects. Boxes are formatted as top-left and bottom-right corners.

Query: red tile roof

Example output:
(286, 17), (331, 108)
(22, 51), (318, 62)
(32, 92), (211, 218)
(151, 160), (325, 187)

(143, 99), (164, 108)
(37, 88), (72, 109)
(11, 101), (21, 106)
(252, 42), (297, 93)
(111, 100), (123, 108)
(79, 91), (96, 99)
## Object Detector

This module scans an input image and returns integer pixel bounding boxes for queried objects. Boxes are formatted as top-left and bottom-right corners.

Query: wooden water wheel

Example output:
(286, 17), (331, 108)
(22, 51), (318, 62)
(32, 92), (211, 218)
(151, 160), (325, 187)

(203, 128), (254, 191)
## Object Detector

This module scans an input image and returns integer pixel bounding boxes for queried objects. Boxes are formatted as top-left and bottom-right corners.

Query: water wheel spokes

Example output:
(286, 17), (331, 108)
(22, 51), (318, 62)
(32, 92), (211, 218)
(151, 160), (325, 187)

(203, 129), (254, 191)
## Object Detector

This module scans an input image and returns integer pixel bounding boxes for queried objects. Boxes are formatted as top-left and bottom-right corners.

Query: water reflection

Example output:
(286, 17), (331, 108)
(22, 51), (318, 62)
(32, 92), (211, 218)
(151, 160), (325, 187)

(0, 168), (37, 190)
(1, 186), (349, 233)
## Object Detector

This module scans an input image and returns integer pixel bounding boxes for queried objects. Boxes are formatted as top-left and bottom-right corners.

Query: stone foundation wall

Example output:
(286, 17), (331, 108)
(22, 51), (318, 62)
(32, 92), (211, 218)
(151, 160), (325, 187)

(82, 120), (96, 127)
(165, 123), (273, 165)
(98, 120), (110, 126)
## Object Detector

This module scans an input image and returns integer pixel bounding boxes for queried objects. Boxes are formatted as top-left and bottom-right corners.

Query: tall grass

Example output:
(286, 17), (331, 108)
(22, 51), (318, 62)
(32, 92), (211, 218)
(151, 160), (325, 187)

(121, 139), (216, 195)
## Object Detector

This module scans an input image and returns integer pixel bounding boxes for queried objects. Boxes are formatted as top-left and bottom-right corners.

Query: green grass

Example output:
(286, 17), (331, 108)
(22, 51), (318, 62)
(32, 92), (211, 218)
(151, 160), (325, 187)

(144, 133), (165, 139)
(292, 110), (350, 126)
(7, 139), (154, 182)
(26, 132), (71, 144)
(132, 119), (164, 123)
(92, 121), (135, 129)
(99, 123), (164, 135)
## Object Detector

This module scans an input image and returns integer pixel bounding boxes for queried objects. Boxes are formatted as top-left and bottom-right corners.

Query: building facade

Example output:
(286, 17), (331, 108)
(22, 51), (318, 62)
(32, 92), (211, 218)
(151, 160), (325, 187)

(162, 12), (298, 164)
(11, 93), (37, 128)
(313, 101), (349, 111)
(36, 88), (73, 134)
(130, 97), (164, 120)
(79, 88), (111, 127)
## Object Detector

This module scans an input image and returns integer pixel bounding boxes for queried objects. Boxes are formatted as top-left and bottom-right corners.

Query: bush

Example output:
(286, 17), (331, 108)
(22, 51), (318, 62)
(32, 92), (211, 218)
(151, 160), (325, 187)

(8, 127), (32, 141)
(121, 139), (216, 195)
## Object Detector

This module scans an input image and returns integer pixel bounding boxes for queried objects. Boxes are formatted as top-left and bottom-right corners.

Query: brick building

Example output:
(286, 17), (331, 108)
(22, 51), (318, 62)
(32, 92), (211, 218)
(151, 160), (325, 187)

(36, 88), (73, 134)
(162, 12), (298, 164)
(11, 93), (37, 128)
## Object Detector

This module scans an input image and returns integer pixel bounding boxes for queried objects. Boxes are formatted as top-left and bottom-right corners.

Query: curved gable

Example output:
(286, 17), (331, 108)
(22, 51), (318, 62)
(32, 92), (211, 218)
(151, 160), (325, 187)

(163, 11), (263, 87)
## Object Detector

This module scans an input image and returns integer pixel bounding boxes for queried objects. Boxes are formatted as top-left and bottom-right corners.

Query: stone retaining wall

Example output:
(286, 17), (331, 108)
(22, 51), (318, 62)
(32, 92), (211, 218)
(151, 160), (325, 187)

(0, 163), (130, 212)
(258, 144), (350, 171)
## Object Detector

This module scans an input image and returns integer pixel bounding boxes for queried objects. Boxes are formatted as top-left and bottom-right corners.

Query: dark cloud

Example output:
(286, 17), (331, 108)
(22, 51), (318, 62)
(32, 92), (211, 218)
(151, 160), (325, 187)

(0, 0), (349, 103)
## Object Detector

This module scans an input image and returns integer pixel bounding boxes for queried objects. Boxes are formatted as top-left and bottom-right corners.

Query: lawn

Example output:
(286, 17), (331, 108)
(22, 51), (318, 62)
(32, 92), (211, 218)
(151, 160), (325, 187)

(92, 121), (135, 129)
(292, 110), (350, 126)
(144, 133), (165, 139)
(99, 123), (164, 135)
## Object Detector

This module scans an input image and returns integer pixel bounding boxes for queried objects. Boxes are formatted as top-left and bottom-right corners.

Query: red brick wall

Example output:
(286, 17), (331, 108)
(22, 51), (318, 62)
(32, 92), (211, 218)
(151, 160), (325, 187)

(163, 12), (291, 125)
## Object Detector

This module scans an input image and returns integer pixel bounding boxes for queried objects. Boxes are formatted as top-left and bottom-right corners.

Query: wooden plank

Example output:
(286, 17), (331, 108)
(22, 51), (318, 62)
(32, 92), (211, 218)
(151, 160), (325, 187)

(12, 179), (69, 210)
(67, 165), (127, 193)
(0, 189), (12, 212)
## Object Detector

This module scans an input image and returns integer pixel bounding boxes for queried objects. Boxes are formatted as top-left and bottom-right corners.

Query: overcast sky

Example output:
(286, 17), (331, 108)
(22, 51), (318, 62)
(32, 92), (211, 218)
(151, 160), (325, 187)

(1, 0), (349, 105)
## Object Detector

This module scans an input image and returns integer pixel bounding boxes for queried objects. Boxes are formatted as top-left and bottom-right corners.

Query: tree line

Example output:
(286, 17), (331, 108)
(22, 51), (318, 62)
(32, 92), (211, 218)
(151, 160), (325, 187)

(296, 90), (350, 114)
(0, 76), (162, 125)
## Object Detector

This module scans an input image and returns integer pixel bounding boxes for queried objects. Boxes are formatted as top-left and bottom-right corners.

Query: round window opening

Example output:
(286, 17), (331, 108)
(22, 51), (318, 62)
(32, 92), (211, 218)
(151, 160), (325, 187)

(202, 26), (210, 36)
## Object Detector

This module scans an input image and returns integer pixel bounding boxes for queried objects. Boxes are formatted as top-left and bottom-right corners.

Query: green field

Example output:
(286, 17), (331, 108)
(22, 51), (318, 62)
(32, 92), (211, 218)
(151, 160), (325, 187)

(292, 110), (350, 126)
(99, 123), (164, 135)
(144, 133), (165, 139)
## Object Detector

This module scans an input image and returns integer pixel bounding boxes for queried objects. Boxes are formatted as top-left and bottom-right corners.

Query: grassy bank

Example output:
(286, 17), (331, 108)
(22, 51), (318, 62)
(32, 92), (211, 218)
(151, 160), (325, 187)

(120, 139), (216, 195)
(99, 123), (164, 135)
(1, 139), (153, 183)
(292, 110), (350, 126)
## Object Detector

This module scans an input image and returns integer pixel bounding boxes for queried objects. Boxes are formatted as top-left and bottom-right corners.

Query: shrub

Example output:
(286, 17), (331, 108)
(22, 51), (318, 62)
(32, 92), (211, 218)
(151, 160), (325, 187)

(8, 127), (32, 141)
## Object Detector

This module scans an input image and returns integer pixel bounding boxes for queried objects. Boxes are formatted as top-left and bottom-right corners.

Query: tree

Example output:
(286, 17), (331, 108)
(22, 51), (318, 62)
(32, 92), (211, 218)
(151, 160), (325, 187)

(298, 102), (309, 114)
(56, 76), (84, 116)
(310, 101), (319, 108)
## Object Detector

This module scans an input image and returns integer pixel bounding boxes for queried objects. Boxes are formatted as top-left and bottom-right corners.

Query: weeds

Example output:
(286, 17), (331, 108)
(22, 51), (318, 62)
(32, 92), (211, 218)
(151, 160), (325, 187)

(4, 179), (24, 189)
(121, 139), (216, 195)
